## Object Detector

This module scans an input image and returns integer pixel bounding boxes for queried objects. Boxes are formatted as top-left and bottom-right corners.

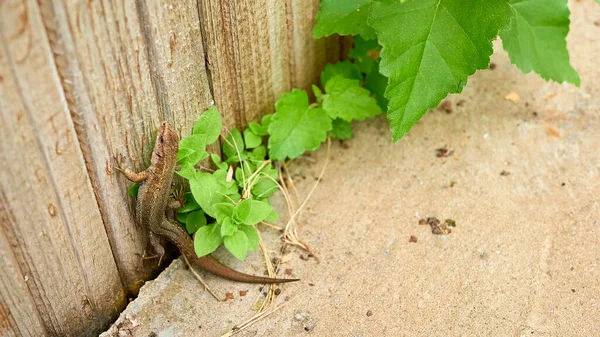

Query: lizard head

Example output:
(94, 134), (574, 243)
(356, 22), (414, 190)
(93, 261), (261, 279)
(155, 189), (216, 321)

(153, 121), (179, 161)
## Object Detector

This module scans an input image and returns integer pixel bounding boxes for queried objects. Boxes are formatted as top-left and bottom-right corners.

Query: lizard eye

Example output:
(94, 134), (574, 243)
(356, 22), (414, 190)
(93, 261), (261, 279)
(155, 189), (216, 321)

(159, 136), (164, 143)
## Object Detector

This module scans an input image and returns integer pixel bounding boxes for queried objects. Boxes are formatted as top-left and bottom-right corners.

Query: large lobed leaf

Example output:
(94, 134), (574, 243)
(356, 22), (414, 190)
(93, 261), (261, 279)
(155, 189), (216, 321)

(369, 0), (511, 141)
(313, 0), (376, 40)
(499, 0), (580, 86)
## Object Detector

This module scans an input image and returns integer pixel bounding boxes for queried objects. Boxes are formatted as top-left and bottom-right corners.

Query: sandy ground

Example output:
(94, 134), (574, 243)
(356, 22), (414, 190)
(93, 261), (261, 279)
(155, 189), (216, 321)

(102, 2), (600, 336)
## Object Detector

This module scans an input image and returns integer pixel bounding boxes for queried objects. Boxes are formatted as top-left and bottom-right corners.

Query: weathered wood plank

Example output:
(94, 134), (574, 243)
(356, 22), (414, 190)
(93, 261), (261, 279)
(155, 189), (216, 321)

(1, 0), (343, 335)
(0, 212), (46, 337)
(0, 1), (126, 335)
(287, 0), (342, 93)
(198, 0), (342, 130)
(46, 0), (215, 294)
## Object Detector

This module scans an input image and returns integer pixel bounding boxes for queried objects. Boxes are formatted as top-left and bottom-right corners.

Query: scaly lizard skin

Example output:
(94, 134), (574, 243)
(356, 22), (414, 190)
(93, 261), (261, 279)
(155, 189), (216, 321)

(117, 121), (298, 284)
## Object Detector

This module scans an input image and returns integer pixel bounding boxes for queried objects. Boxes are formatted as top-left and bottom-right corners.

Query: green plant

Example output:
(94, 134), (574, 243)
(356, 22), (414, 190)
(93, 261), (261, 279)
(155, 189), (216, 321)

(314, 0), (585, 141)
(175, 56), (384, 259)
(175, 0), (591, 262)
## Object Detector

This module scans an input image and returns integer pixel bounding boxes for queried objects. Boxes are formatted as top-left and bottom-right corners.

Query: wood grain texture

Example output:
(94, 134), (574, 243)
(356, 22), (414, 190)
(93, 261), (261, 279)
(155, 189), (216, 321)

(198, 0), (342, 130)
(287, 0), (342, 94)
(0, 1), (126, 335)
(45, 0), (214, 294)
(0, 0), (342, 335)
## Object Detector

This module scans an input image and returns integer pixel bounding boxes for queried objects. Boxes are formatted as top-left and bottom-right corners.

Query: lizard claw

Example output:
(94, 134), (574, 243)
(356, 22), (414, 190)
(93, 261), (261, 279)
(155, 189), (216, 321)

(113, 153), (127, 173)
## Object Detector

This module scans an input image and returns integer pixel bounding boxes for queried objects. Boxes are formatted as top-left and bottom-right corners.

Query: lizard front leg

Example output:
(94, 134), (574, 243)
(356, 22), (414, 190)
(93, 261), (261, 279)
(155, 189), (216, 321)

(114, 154), (149, 183)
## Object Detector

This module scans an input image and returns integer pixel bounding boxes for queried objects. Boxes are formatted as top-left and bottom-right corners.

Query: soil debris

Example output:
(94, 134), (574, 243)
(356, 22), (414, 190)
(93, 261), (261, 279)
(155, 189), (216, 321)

(500, 170), (511, 176)
(366, 310), (373, 317)
(489, 62), (497, 70)
(409, 235), (418, 243)
(440, 100), (453, 113)
(504, 91), (520, 103)
(546, 125), (560, 137)
(225, 292), (235, 301)
(239, 290), (248, 297)
(420, 217), (453, 235)
(435, 147), (454, 158)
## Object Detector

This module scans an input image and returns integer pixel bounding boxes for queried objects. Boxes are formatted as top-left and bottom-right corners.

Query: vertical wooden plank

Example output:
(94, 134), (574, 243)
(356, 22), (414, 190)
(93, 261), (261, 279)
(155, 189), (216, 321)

(0, 0), (126, 335)
(198, 0), (341, 130)
(287, 0), (341, 93)
(48, 0), (214, 294)
(0, 199), (48, 337)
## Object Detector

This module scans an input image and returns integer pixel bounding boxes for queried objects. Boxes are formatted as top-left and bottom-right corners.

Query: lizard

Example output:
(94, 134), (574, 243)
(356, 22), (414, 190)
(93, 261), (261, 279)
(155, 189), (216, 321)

(116, 120), (298, 284)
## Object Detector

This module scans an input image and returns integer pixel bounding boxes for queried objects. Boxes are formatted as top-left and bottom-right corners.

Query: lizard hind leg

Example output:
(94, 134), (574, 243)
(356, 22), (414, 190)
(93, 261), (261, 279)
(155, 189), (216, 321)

(143, 232), (166, 266)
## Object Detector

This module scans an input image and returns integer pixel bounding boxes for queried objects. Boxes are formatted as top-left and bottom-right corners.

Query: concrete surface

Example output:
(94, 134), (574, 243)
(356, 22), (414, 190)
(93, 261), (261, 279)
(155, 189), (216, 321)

(102, 2), (600, 336)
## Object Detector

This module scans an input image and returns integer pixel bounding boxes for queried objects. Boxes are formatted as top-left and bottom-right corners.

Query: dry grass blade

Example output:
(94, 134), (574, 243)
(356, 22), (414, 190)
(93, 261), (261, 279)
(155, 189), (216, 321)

(181, 255), (223, 301)
(281, 137), (331, 260)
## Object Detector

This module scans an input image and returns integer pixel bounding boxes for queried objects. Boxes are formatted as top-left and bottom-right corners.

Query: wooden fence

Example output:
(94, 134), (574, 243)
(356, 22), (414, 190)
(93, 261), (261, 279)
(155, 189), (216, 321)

(0, 1), (343, 336)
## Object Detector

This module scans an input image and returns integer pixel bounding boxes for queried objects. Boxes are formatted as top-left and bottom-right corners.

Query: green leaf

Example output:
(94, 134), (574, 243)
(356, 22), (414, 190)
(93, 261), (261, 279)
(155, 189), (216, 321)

(189, 172), (230, 218)
(177, 134), (208, 166)
(248, 122), (268, 137)
(320, 61), (363, 87)
(251, 165), (279, 199)
(222, 128), (245, 162)
(323, 75), (382, 121)
(312, 85), (323, 103)
(261, 114), (273, 129)
(264, 207), (280, 222)
(235, 161), (256, 189)
(252, 178), (278, 199)
(213, 169), (241, 200)
(194, 224), (223, 257)
(210, 153), (228, 171)
(176, 212), (187, 224)
(186, 210), (207, 234)
(192, 106), (222, 144)
(313, 0), (376, 40)
(239, 226), (260, 251)
(244, 128), (262, 149)
(175, 162), (197, 180)
(364, 60), (389, 111)
(127, 183), (139, 197)
(247, 146), (267, 162)
(220, 217), (238, 237)
(268, 89), (332, 160)
(329, 119), (353, 140)
(369, 0), (511, 141)
(213, 202), (235, 223)
(348, 35), (380, 74)
(223, 230), (249, 260)
(499, 0), (580, 86)
(234, 199), (275, 226)
(177, 193), (201, 213)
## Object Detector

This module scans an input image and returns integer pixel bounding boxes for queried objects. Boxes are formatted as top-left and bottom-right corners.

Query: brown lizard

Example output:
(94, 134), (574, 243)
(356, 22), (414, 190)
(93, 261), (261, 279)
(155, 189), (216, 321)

(117, 121), (298, 284)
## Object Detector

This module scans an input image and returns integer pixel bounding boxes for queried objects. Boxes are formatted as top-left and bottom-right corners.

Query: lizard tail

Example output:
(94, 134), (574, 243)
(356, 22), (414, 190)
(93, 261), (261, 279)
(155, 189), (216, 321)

(157, 219), (299, 284)
(195, 255), (300, 284)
